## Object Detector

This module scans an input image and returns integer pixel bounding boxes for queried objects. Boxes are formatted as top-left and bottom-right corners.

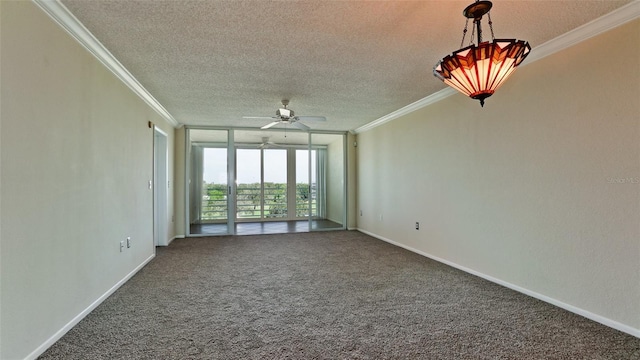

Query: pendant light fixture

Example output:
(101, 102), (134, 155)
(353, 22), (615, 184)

(433, 1), (531, 107)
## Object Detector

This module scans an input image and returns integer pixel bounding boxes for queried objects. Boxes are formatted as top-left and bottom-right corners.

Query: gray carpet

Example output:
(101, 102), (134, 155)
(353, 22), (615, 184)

(39, 231), (640, 359)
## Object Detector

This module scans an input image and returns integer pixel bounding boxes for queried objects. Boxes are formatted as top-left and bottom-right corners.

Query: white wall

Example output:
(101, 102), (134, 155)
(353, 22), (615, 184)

(174, 126), (187, 237)
(0, 2), (175, 358)
(356, 19), (640, 334)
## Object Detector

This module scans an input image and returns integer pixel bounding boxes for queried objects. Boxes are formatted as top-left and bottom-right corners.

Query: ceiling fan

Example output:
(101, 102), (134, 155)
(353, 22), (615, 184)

(257, 137), (282, 149)
(243, 100), (326, 131)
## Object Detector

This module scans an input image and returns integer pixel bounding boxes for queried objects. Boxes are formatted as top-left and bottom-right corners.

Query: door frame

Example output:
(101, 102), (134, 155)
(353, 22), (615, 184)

(153, 126), (169, 246)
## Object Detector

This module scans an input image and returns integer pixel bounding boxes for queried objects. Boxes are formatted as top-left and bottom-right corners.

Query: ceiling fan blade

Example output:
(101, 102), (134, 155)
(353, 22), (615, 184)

(267, 141), (283, 148)
(292, 121), (310, 131)
(243, 116), (277, 120)
(296, 116), (326, 122)
(261, 121), (281, 129)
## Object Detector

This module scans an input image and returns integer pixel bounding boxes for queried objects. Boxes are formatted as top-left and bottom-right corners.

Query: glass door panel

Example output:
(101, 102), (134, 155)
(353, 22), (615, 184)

(296, 149), (317, 218)
(263, 149), (288, 219)
(201, 148), (228, 222)
(236, 149), (262, 220)
(234, 129), (306, 225)
(187, 129), (232, 236)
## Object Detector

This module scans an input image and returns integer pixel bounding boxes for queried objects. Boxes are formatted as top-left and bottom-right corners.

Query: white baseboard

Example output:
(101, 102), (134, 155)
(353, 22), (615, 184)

(356, 228), (640, 338)
(166, 235), (184, 246)
(24, 254), (156, 360)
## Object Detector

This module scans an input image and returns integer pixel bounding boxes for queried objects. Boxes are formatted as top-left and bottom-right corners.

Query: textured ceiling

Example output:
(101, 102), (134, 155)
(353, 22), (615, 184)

(61, 0), (633, 132)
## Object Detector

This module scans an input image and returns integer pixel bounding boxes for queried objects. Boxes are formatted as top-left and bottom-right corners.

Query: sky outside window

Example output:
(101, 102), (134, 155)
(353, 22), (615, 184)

(204, 148), (313, 184)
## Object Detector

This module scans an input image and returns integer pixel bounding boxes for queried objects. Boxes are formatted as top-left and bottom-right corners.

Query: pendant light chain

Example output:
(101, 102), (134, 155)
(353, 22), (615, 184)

(487, 12), (495, 40)
(469, 20), (476, 46)
(460, 18), (470, 48)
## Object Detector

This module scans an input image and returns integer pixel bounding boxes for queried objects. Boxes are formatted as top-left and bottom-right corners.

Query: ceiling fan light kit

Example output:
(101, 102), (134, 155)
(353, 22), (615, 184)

(433, 0), (531, 107)
(276, 107), (293, 118)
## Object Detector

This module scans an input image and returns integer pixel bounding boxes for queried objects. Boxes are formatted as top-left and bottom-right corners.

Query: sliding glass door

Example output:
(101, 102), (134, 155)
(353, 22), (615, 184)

(187, 129), (233, 236)
(201, 147), (228, 221)
(295, 149), (316, 218)
(263, 149), (288, 219)
(236, 149), (261, 220)
(235, 147), (289, 221)
(186, 128), (346, 236)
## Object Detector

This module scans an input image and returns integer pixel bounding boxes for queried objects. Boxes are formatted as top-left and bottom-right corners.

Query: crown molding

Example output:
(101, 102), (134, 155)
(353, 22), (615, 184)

(353, 88), (456, 134)
(525, 0), (640, 63)
(32, 0), (638, 133)
(353, 1), (640, 134)
(32, 0), (180, 128)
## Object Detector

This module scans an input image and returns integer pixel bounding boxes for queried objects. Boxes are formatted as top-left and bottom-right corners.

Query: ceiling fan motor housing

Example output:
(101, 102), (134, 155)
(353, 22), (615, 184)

(276, 108), (294, 119)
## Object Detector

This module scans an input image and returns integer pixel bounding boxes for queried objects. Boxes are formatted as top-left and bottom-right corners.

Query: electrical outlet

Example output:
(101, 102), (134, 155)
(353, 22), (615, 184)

(379, 214), (383, 221)
(127, 237), (131, 248)
(120, 241), (125, 252)
(415, 222), (420, 230)
(360, 210), (362, 216)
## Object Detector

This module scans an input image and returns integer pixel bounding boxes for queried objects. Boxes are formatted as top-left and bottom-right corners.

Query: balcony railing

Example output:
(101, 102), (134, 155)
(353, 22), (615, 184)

(296, 183), (317, 217)
(263, 184), (287, 218)
(201, 183), (316, 221)
(201, 197), (228, 220)
(236, 186), (261, 219)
